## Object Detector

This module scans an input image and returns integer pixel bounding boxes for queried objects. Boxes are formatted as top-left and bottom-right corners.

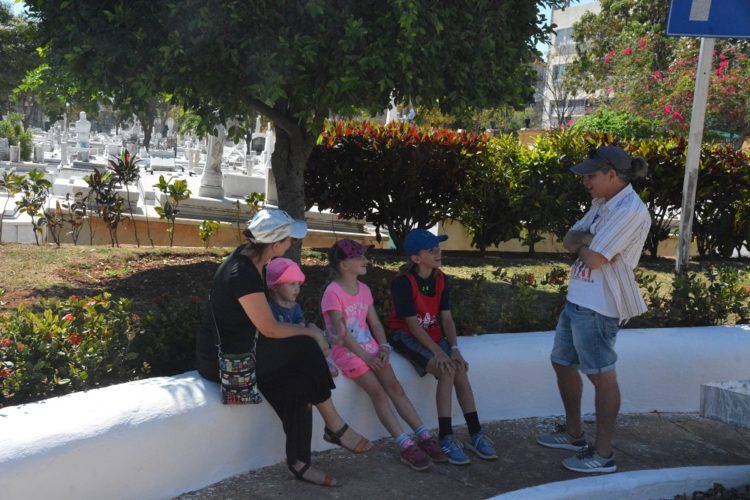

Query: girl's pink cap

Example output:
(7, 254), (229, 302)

(266, 258), (305, 288)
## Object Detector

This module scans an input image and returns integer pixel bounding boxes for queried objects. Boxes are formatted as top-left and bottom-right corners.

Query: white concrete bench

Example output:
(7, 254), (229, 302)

(1, 326), (749, 500)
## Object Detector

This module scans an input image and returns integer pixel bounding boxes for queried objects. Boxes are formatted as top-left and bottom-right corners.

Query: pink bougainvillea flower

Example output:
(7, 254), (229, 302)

(603, 50), (616, 64)
(672, 111), (686, 125)
(621, 47), (633, 56)
(663, 104), (673, 114)
(526, 274), (536, 285)
(638, 38), (648, 50)
(0, 338), (12, 347)
(63, 313), (75, 321)
(651, 70), (662, 81)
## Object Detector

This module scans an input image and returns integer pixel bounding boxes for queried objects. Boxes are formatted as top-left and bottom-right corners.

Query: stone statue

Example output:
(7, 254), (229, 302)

(75, 111), (91, 149)
(198, 125), (226, 198)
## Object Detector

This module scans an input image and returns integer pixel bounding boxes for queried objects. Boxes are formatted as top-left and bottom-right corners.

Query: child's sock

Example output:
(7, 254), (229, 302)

(414, 425), (431, 440)
(438, 417), (453, 440)
(396, 432), (414, 448)
(464, 411), (481, 436)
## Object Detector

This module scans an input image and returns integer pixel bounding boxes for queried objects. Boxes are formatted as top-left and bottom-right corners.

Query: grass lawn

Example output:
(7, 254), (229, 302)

(2, 242), (732, 333)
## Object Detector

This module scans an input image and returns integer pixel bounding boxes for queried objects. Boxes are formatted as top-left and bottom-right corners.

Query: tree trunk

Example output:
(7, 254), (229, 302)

(271, 123), (314, 263)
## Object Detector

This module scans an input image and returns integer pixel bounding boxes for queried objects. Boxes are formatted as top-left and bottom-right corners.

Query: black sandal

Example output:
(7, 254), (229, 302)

(322, 423), (371, 454)
(288, 462), (337, 487)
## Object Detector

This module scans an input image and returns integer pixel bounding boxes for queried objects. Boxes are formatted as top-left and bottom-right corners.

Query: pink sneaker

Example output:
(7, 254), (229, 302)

(417, 434), (448, 463)
(399, 441), (431, 471)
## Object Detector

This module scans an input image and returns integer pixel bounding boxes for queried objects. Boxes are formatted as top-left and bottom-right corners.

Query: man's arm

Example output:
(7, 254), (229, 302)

(563, 229), (593, 253)
(564, 230), (608, 270)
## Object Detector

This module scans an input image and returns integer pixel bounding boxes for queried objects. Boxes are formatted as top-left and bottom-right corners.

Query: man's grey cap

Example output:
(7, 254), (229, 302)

(570, 146), (632, 176)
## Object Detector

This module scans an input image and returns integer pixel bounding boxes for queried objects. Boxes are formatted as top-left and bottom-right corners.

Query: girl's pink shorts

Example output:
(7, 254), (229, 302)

(331, 338), (380, 378)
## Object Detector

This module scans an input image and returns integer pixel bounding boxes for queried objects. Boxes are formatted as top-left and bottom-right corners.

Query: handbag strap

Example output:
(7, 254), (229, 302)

(209, 292), (257, 359)
(208, 293), (225, 357)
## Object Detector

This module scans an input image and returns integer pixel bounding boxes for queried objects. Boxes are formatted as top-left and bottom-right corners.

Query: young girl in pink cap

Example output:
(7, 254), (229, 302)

(267, 257), (338, 377)
(321, 239), (447, 471)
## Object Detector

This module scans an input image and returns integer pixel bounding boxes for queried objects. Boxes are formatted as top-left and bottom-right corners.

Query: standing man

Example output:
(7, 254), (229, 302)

(537, 146), (650, 473)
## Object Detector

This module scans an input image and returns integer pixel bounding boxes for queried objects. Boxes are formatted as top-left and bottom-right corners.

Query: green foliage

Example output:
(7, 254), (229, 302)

(153, 175), (191, 247)
(572, 107), (657, 139)
(85, 169), (127, 247)
(16, 168), (51, 245)
(59, 192), (88, 245)
(454, 134), (522, 255)
(198, 220), (220, 249)
(0, 168), (25, 241)
(134, 294), (204, 376)
(0, 293), (148, 407)
(25, 0), (568, 243)
(0, 113), (33, 161)
(0, 6), (40, 115)
(307, 120), (484, 251)
(638, 266), (750, 327)
(566, 0), (750, 145)
(512, 131), (589, 252)
(693, 144), (750, 258)
(108, 150), (144, 247)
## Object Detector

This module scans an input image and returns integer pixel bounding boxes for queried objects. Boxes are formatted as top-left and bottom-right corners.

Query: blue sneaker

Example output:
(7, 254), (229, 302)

(465, 430), (497, 460)
(439, 434), (471, 465)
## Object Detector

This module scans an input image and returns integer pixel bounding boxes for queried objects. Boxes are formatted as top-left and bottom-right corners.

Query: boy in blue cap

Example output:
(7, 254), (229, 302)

(387, 228), (497, 465)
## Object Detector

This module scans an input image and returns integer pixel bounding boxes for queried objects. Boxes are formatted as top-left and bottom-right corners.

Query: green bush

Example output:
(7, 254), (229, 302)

(0, 113), (33, 161)
(306, 120), (485, 252)
(0, 292), (206, 407)
(572, 107), (658, 139)
(0, 293), (147, 407)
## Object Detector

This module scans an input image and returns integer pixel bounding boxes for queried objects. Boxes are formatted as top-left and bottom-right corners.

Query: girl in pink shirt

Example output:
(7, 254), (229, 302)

(321, 239), (447, 471)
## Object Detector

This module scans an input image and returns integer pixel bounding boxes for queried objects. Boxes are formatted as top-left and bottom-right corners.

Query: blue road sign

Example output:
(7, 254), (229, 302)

(667, 0), (750, 38)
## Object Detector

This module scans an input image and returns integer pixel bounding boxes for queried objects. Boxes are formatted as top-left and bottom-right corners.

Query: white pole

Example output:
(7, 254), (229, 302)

(676, 36), (715, 274)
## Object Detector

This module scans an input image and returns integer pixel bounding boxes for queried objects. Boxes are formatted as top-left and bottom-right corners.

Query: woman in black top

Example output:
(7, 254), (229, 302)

(196, 208), (372, 487)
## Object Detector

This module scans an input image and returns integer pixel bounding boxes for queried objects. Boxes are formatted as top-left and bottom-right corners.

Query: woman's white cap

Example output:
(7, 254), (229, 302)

(246, 208), (307, 243)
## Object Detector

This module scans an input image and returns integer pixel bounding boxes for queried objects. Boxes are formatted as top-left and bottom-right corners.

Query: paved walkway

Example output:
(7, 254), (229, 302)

(177, 413), (750, 499)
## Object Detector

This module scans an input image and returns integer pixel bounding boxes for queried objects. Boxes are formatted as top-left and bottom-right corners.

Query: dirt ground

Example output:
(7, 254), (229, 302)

(176, 413), (750, 500)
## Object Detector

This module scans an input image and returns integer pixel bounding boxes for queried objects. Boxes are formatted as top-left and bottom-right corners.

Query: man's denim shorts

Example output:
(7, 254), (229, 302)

(550, 301), (620, 374)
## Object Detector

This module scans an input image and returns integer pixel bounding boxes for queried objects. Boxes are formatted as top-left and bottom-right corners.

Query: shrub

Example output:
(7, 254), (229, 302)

(572, 107), (658, 139)
(0, 113), (33, 161)
(306, 120), (484, 252)
(454, 135), (522, 256)
(0, 293), (147, 407)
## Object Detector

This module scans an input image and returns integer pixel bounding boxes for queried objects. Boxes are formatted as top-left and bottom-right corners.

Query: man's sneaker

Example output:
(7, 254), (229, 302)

(399, 441), (431, 471)
(416, 433), (448, 463)
(562, 444), (617, 473)
(465, 430), (497, 460)
(536, 424), (587, 452)
(439, 434), (471, 465)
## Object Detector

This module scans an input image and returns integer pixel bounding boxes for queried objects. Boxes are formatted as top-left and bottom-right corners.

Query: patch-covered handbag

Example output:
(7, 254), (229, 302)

(210, 294), (262, 405)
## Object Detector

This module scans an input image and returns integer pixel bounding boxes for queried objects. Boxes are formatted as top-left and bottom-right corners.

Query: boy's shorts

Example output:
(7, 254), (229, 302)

(551, 301), (620, 374)
(331, 338), (379, 379)
(389, 330), (451, 377)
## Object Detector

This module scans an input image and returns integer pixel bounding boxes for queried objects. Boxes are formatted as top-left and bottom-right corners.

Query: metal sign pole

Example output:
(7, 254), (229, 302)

(676, 36), (715, 274)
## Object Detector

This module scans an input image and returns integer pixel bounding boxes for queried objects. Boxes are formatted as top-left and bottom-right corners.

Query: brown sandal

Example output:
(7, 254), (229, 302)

(288, 462), (338, 487)
(323, 423), (371, 454)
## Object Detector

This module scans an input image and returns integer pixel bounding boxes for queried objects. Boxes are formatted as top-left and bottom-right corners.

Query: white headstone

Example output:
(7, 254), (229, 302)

(75, 111), (91, 149)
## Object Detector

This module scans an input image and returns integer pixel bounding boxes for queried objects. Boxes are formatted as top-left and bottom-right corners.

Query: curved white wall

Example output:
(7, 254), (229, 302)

(0, 325), (748, 499)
